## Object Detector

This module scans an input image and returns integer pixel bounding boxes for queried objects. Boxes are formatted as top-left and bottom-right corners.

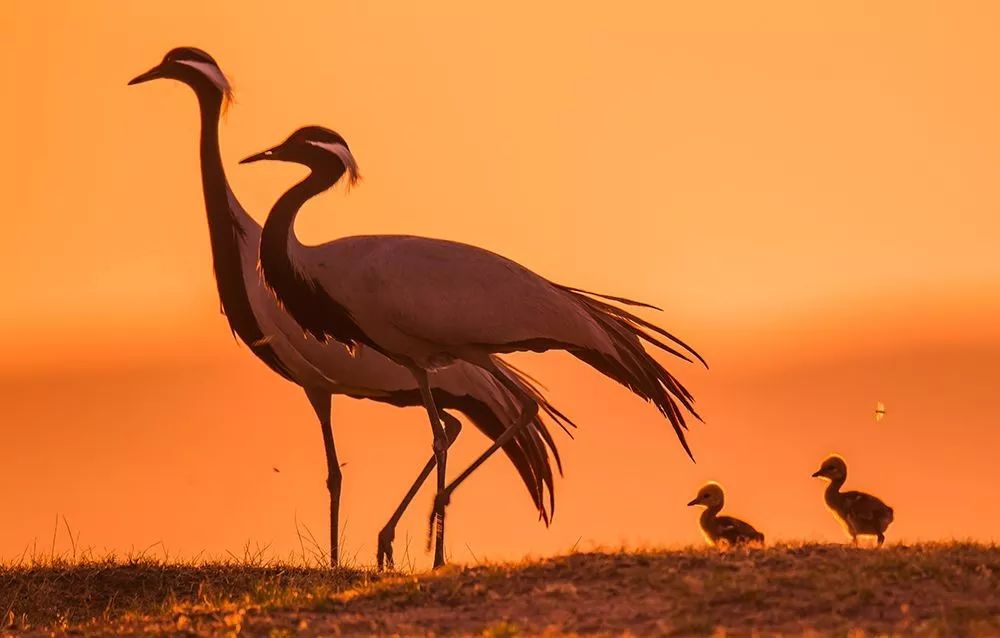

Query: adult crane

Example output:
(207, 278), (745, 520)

(244, 125), (706, 568)
(128, 47), (570, 569)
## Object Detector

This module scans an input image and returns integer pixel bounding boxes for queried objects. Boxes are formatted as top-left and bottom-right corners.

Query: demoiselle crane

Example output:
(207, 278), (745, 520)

(243, 126), (706, 567)
(128, 47), (571, 569)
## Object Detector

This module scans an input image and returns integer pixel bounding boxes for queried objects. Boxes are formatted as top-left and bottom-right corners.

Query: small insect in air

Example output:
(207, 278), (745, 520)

(272, 467), (281, 473)
(874, 401), (886, 422)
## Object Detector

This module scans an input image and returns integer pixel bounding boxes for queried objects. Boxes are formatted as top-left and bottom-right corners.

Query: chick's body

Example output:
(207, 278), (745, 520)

(688, 483), (764, 547)
(813, 455), (894, 546)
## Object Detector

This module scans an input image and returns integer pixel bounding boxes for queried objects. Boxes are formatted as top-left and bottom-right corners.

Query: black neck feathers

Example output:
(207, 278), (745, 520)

(194, 86), (294, 381)
(258, 169), (376, 352)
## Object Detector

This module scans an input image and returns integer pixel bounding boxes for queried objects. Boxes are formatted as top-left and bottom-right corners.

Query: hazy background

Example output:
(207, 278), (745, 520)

(2, 2), (998, 567)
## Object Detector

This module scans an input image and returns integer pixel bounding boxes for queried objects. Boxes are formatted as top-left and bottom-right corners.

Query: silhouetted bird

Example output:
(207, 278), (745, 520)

(128, 47), (571, 570)
(243, 126), (705, 567)
(812, 455), (894, 546)
(687, 482), (764, 547)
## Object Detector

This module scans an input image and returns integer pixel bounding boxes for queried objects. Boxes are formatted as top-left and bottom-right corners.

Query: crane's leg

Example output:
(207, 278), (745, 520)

(377, 413), (462, 570)
(428, 360), (539, 538)
(877, 532), (885, 547)
(410, 367), (450, 568)
(305, 388), (342, 568)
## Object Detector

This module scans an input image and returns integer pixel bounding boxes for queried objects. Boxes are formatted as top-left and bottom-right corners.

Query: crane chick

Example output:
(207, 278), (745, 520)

(687, 482), (764, 548)
(812, 455), (894, 546)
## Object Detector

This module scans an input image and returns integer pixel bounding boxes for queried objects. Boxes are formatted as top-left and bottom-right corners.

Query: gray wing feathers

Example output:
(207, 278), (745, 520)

(299, 233), (701, 457)
(304, 235), (619, 355)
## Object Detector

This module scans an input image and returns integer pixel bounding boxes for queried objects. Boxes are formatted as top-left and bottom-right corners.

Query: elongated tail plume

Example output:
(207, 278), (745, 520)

(560, 287), (705, 459)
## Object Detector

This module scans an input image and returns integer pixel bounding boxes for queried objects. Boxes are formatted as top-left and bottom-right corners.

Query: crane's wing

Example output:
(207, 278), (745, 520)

(304, 235), (617, 354)
(298, 234), (703, 458)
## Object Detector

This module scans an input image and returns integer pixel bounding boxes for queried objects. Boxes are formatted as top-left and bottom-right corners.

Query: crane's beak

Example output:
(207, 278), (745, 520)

(128, 64), (164, 85)
(686, 497), (700, 507)
(240, 147), (279, 164)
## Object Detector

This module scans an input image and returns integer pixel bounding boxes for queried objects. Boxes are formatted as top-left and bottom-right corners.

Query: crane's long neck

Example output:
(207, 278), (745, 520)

(197, 92), (257, 238)
(259, 169), (340, 286)
(258, 167), (374, 349)
(194, 89), (293, 380)
(259, 169), (340, 336)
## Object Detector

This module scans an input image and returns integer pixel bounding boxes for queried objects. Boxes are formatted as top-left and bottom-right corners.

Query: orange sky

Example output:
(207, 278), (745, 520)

(2, 2), (999, 567)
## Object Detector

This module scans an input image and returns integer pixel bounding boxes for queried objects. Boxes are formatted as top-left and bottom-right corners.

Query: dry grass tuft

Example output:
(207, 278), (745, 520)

(2, 542), (998, 635)
(0, 552), (371, 635)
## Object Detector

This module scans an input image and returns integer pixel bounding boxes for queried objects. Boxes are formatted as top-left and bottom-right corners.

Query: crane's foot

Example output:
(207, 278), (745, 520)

(376, 527), (395, 571)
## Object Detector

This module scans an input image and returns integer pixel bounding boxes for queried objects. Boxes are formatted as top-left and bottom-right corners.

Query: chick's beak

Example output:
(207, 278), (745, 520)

(811, 469), (823, 478)
(128, 64), (164, 85)
(240, 147), (279, 164)
(687, 498), (700, 507)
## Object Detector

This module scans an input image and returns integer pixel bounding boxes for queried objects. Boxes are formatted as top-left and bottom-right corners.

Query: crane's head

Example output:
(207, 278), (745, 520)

(128, 47), (233, 109)
(811, 454), (847, 481)
(240, 126), (361, 187)
(687, 482), (724, 509)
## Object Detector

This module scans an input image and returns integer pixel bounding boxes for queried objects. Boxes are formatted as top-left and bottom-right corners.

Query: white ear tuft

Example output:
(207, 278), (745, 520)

(307, 141), (361, 186)
(176, 59), (231, 95)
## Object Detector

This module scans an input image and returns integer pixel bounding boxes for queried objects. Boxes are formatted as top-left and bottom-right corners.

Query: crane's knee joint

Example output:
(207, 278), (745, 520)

(432, 434), (449, 455)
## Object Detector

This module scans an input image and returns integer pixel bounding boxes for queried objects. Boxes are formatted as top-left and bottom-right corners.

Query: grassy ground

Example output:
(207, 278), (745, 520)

(1, 543), (997, 636)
